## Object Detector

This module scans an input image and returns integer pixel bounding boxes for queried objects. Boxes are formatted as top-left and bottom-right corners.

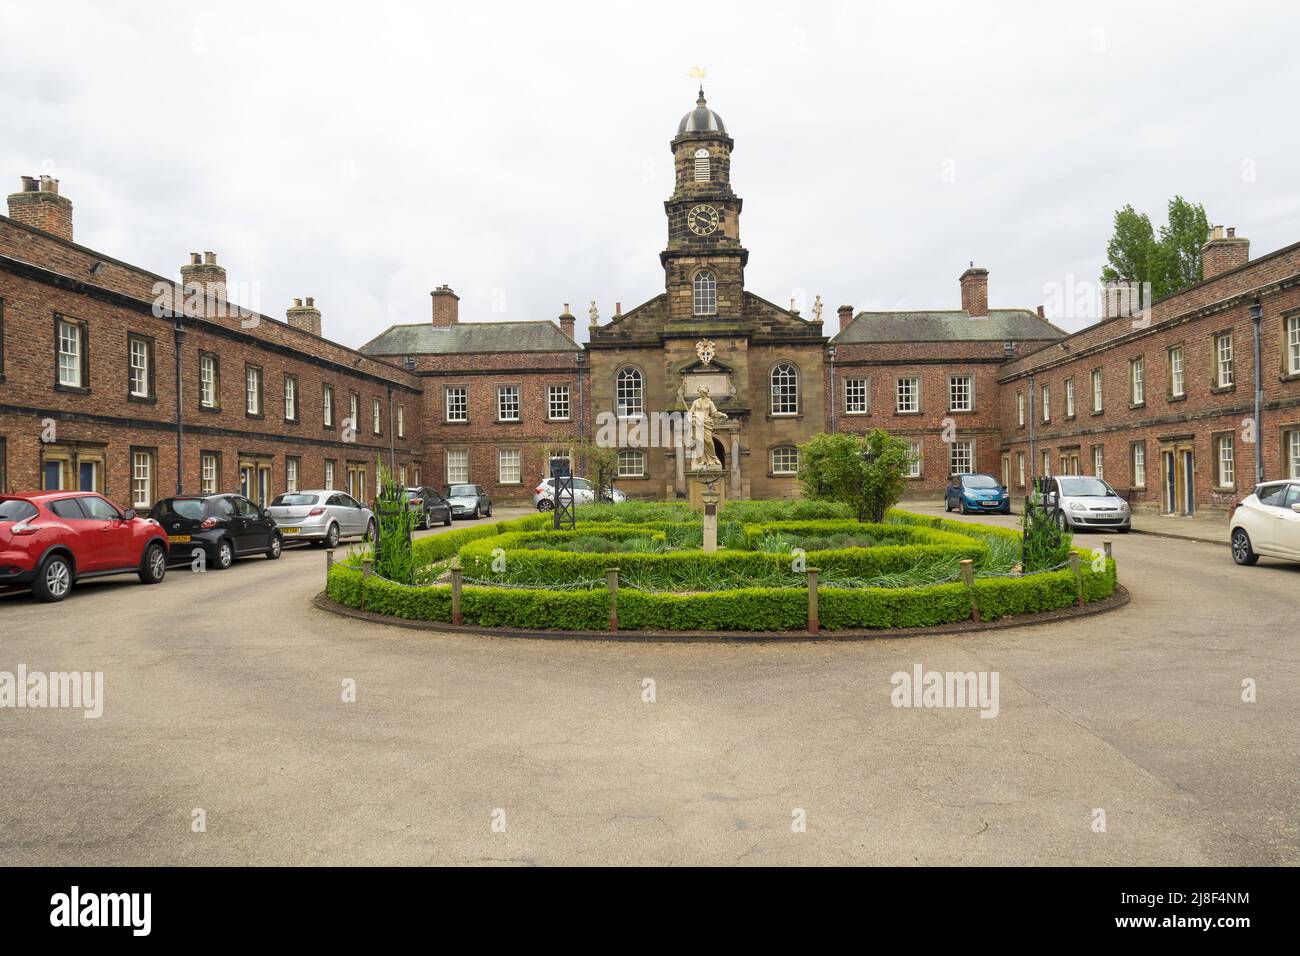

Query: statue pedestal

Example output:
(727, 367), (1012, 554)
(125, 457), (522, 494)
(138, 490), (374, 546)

(688, 469), (726, 554)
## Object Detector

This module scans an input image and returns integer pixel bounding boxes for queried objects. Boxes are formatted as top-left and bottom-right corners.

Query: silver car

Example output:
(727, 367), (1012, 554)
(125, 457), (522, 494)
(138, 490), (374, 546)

(532, 477), (626, 511)
(268, 490), (375, 548)
(1041, 475), (1131, 533)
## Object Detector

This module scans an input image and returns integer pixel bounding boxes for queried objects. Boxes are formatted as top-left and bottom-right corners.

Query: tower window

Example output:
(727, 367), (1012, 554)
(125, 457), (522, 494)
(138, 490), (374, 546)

(693, 270), (717, 316)
(693, 148), (710, 182)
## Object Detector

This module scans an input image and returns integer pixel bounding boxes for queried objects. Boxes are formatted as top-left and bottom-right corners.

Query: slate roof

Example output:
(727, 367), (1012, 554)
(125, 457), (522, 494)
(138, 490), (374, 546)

(831, 309), (1066, 344)
(359, 321), (580, 356)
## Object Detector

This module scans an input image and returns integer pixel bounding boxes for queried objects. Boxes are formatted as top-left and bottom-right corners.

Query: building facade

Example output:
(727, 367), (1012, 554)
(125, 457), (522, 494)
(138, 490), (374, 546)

(3, 94), (1298, 520)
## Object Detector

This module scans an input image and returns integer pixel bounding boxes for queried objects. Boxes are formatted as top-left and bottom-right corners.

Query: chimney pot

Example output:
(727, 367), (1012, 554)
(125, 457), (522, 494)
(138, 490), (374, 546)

(286, 296), (322, 336)
(305, 296), (314, 307)
(1037, 305), (1046, 319)
(615, 301), (622, 316)
(203, 251), (216, 265)
(1227, 227), (1235, 238)
(1202, 225), (1249, 279)
(7, 173), (73, 240)
(293, 297), (303, 307)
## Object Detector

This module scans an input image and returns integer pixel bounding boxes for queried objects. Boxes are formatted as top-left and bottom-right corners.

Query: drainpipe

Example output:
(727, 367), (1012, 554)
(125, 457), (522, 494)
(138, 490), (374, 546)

(1027, 370), (1037, 488)
(827, 345), (837, 433)
(1250, 299), (1264, 484)
(386, 384), (396, 477)
(576, 351), (586, 476)
(173, 318), (185, 494)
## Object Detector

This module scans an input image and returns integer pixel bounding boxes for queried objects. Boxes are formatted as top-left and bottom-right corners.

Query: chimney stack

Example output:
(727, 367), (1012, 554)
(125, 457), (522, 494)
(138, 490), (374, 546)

(1202, 225), (1249, 279)
(7, 174), (73, 241)
(837, 304), (854, 331)
(430, 285), (459, 326)
(1036, 305), (1046, 319)
(180, 250), (227, 306)
(558, 303), (575, 340)
(959, 265), (989, 318)
(287, 296), (323, 336)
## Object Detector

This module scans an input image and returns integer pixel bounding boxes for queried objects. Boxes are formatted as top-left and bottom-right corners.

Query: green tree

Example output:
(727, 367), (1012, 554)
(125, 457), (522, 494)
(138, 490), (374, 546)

(551, 434), (619, 501)
(797, 430), (910, 523)
(1101, 196), (1209, 300)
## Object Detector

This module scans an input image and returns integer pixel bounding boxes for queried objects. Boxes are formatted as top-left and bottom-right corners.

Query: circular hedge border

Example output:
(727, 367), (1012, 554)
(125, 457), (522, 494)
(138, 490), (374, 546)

(324, 506), (1120, 635)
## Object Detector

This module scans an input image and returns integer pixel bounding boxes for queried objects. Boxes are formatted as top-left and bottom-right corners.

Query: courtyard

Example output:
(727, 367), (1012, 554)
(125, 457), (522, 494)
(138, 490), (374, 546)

(1, 503), (1295, 866)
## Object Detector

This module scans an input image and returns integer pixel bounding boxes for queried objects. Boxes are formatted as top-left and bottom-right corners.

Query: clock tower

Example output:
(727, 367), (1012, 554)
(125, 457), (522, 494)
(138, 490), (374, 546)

(662, 89), (747, 323)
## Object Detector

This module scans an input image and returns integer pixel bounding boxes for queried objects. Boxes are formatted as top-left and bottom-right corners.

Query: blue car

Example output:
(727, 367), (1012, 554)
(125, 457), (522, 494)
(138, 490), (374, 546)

(945, 473), (1011, 515)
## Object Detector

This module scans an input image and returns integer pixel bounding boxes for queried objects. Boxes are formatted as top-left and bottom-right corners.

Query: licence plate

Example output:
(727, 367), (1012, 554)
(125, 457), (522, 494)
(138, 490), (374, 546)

(981, 501), (997, 507)
(168, 534), (191, 543)
(282, 527), (301, 534)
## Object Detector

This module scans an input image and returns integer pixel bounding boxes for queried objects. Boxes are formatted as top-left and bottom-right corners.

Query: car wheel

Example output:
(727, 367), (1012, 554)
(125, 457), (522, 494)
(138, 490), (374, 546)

(1116, 525), (1131, 534)
(419, 512), (429, 531)
(443, 512), (452, 526)
(1056, 511), (1069, 532)
(139, 542), (167, 584)
(486, 505), (493, 517)
(1231, 528), (1258, 565)
(365, 519), (376, 542)
(266, 533), (282, 559)
(472, 506), (480, 519)
(538, 499), (554, 512)
(944, 498), (952, 512)
(33, 553), (73, 603)
(215, 538), (235, 570)
(325, 524), (340, 549)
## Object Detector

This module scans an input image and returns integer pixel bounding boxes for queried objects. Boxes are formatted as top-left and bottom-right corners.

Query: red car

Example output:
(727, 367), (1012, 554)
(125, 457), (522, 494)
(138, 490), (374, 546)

(0, 491), (170, 602)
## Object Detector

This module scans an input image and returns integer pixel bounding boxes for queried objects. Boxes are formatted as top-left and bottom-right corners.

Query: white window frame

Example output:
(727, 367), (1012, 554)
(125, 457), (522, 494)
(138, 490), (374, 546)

(131, 451), (153, 509)
(948, 374), (973, 412)
(1131, 356), (1145, 405)
(397, 404), (405, 438)
(1091, 369), (1103, 413)
(245, 366), (262, 415)
(1041, 384), (1050, 422)
(844, 377), (868, 415)
(1017, 451), (1025, 487)
(548, 384), (571, 421)
(128, 338), (149, 397)
(445, 386), (468, 423)
(286, 457), (299, 493)
(692, 271), (717, 316)
(497, 448), (521, 484)
(617, 449), (646, 478)
(372, 398), (382, 435)
(1017, 391), (1025, 427)
(1065, 378), (1075, 418)
(1132, 443), (1146, 488)
(1042, 450), (1052, 477)
(616, 367), (643, 418)
(1217, 434), (1235, 488)
(906, 441), (922, 478)
(57, 319), (82, 387)
(1216, 332), (1234, 388)
(201, 453), (218, 494)
(770, 364), (799, 416)
(284, 376), (297, 421)
(1288, 430), (1300, 479)
(1092, 445), (1105, 479)
(770, 446), (799, 476)
(446, 450), (469, 485)
(496, 385), (520, 422)
(948, 439), (973, 477)
(200, 355), (217, 408)
(324, 459), (336, 491)
(1170, 346), (1185, 397)
(1288, 316), (1300, 375)
(349, 392), (359, 427)
(322, 384), (333, 427)
(895, 377), (919, 414)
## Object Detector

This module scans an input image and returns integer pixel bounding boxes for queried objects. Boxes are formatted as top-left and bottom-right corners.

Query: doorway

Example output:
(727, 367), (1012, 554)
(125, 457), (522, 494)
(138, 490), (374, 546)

(1161, 443), (1195, 515)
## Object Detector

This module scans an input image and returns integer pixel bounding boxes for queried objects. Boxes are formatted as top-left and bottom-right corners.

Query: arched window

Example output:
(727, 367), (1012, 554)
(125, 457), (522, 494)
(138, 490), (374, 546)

(693, 148), (710, 182)
(693, 271), (717, 316)
(771, 363), (799, 415)
(616, 367), (643, 418)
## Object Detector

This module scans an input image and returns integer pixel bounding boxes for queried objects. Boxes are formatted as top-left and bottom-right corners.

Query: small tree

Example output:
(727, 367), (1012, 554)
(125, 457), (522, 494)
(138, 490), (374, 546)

(797, 430), (910, 523)
(557, 433), (619, 502)
(372, 457), (417, 584)
(1020, 485), (1072, 573)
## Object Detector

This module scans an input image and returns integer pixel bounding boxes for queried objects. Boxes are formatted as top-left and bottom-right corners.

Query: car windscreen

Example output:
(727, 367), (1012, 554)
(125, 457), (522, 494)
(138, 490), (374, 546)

(1057, 477), (1114, 497)
(448, 485), (476, 497)
(271, 494), (319, 507)
(402, 490), (423, 500)
(961, 475), (1000, 489)
(161, 499), (208, 519)
(0, 499), (38, 522)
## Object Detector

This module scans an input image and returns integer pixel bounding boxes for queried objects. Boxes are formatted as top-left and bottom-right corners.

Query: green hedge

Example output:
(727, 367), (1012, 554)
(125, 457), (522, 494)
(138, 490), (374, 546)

(325, 506), (1119, 633)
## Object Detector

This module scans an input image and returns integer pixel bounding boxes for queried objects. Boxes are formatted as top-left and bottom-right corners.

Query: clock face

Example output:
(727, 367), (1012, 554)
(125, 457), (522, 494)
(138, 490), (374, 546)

(687, 204), (720, 236)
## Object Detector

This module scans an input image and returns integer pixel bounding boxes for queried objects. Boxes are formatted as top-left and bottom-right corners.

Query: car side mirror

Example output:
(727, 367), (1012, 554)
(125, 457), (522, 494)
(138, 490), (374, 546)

(1291, 503), (1300, 514)
(123, 508), (137, 521)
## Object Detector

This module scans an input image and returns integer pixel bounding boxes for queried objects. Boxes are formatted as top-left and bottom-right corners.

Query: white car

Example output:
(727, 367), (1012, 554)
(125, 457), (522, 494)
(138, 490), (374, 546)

(1041, 475), (1131, 533)
(533, 477), (626, 511)
(1230, 479), (1300, 565)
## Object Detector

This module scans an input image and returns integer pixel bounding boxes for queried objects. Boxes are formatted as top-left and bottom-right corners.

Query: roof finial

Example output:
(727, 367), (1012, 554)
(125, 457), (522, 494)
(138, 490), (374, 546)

(688, 65), (708, 106)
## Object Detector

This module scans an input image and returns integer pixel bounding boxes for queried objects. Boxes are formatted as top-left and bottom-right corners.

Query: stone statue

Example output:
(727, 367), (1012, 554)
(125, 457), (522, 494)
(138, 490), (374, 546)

(589, 301), (599, 327)
(812, 295), (823, 322)
(683, 385), (728, 470)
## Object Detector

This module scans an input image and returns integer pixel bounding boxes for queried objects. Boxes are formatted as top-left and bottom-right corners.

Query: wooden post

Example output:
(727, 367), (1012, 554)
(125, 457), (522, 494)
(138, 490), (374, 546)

(606, 567), (619, 633)
(806, 567), (820, 635)
(960, 558), (979, 622)
(1069, 552), (1084, 606)
(1102, 541), (1113, 563)
(361, 557), (372, 612)
(325, 548), (335, 579)
(450, 563), (463, 626)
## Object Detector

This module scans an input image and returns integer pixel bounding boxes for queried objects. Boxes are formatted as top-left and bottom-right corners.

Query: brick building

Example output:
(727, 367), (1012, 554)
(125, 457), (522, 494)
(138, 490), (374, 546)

(3, 91), (1298, 521)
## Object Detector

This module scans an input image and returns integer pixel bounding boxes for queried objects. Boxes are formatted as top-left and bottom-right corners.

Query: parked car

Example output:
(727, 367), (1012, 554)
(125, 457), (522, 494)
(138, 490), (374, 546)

(445, 484), (493, 519)
(267, 490), (376, 548)
(403, 486), (452, 529)
(1230, 479), (1300, 565)
(150, 493), (283, 569)
(1039, 475), (1131, 533)
(0, 491), (169, 601)
(944, 473), (1011, 514)
(533, 477), (627, 511)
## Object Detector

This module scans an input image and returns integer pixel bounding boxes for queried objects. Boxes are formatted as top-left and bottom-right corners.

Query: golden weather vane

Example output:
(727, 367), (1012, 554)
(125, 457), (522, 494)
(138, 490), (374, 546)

(687, 66), (707, 85)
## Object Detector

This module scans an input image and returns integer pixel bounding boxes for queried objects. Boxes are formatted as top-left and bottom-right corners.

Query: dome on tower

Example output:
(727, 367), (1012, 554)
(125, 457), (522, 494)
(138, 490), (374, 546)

(677, 88), (726, 135)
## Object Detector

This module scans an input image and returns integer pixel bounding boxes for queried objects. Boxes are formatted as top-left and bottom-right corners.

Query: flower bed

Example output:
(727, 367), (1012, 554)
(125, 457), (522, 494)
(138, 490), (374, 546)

(325, 501), (1118, 633)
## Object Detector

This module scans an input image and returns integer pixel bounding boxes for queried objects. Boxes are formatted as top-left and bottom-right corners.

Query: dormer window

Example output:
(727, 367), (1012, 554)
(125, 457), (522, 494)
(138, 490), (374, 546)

(693, 148), (710, 182)
(693, 270), (717, 316)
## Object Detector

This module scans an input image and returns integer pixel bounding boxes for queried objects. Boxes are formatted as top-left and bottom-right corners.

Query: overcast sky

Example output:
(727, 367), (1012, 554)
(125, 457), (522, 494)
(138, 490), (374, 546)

(3, 1), (1298, 345)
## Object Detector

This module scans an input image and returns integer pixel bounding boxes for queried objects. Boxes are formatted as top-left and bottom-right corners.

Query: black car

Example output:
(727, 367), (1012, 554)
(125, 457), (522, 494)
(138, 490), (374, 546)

(403, 486), (453, 529)
(149, 493), (283, 569)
